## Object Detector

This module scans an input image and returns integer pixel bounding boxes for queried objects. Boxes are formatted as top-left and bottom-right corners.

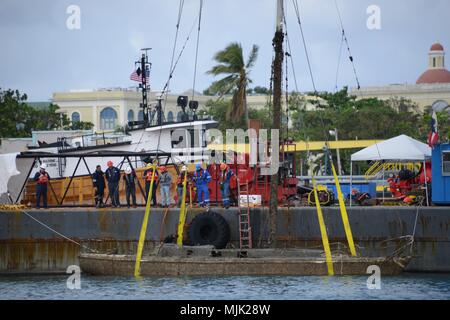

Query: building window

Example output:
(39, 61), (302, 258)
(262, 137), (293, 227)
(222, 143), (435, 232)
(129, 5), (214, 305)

(443, 152), (450, 175)
(128, 109), (134, 122)
(167, 111), (174, 122)
(100, 107), (118, 130)
(177, 112), (183, 122)
(433, 57), (436, 68)
(138, 110), (144, 121)
(71, 112), (80, 123)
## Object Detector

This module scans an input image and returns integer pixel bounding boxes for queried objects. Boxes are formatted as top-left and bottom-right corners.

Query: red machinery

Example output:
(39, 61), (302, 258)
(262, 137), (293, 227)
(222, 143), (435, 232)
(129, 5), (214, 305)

(387, 162), (431, 203)
(206, 142), (300, 206)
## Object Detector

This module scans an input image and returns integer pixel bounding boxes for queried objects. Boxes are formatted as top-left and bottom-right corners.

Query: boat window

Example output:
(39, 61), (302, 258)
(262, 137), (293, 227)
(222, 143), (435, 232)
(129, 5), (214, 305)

(100, 107), (118, 130)
(442, 152), (450, 175)
(71, 112), (80, 123)
(127, 110), (134, 122)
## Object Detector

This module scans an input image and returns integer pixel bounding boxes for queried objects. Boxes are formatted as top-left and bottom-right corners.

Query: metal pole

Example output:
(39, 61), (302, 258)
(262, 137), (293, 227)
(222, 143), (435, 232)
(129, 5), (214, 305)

(126, 156), (146, 200)
(15, 157), (37, 204)
(60, 157), (82, 204)
(335, 128), (342, 175)
(424, 160), (429, 206)
(350, 161), (353, 207)
(268, 0), (284, 246)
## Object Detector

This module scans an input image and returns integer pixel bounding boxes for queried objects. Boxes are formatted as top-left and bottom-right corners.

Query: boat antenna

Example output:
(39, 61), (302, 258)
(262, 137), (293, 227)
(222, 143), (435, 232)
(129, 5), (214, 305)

(136, 48), (152, 125)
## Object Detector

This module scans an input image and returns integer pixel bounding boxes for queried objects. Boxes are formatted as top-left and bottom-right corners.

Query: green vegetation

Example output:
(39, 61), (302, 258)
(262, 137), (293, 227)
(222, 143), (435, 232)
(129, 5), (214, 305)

(205, 42), (259, 124)
(0, 88), (94, 138)
(204, 87), (448, 175)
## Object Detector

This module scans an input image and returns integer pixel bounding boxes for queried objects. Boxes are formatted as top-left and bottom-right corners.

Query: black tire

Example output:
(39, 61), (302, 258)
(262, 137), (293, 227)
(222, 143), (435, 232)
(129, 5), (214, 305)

(187, 211), (231, 249)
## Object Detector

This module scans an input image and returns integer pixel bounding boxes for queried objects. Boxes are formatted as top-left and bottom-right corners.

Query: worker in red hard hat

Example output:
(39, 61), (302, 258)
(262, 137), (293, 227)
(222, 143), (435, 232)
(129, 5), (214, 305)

(105, 161), (121, 207)
(34, 163), (50, 209)
(219, 162), (234, 209)
(143, 163), (159, 206)
(158, 166), (173, 208)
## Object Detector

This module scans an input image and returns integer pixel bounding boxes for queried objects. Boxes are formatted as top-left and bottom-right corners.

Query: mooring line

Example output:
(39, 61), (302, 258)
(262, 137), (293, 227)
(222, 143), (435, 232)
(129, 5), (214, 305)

(20, 209), (97, 253)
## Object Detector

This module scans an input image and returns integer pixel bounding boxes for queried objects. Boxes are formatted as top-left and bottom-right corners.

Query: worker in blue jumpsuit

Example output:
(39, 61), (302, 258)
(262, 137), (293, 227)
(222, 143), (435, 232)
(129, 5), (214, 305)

(34, 163), (50, 209)
(105, 160), (121, 207)
(193, 163), (211, 207)
(219, 162), (234, 209)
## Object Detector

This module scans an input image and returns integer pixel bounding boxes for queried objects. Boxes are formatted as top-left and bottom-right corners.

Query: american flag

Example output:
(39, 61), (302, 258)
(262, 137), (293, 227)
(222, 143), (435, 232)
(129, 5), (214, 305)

(427, 110), (439, 147)
(130, 67), (150, 83)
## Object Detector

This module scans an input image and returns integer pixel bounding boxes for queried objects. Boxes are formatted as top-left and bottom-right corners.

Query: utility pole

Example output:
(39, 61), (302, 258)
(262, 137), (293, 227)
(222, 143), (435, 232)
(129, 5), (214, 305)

(268, 0), (284, 246)
(329, 128), (342, 175)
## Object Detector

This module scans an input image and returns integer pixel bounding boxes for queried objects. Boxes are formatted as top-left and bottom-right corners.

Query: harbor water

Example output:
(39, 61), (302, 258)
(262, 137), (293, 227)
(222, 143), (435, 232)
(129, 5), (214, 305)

(1, 273), (449, 300)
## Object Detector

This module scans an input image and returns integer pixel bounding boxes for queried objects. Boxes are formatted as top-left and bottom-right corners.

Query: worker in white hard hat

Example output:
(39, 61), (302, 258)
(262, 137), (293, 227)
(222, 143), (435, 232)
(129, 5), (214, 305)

(176, 165), (189, 207)
(34, 163), (50, 209)
(123, 166), (137, 208)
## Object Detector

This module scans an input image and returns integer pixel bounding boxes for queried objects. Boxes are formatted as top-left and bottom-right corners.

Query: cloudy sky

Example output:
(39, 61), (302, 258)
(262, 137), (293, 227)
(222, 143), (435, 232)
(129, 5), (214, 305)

(1, 0), (449, 101)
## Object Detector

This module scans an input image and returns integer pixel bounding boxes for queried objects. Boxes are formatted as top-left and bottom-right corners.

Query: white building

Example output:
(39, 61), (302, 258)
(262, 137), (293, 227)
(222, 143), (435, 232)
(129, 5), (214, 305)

(351, 43), (450, 112)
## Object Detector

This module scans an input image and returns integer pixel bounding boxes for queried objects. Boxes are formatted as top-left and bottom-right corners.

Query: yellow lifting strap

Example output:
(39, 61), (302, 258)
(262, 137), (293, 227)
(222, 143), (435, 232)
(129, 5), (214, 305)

(331, 163), (357, 256)
(134, 164), (157, 278)
(177, 171), (189, 247)
(312, 176), (334, 276)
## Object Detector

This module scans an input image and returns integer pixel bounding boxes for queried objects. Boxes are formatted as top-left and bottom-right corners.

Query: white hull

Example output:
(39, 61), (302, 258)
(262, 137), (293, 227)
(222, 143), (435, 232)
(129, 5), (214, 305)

(26, 120), (218, 179)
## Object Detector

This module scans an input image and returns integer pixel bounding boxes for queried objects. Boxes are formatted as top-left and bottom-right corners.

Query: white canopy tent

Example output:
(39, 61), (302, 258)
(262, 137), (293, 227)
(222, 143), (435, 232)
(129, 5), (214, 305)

(350, 135), (431, 205)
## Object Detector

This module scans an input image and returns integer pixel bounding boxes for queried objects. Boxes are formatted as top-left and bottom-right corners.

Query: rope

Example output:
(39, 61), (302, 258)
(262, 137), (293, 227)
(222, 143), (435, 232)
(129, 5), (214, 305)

(334, 31), (344, 92)
(292, 0), (316, 93)
(410, 205), (420, 254)
(155, 0), (187, 158)
(191, 0), (204, 102)
(334, 0), (360, 90)
(19, 209), (98, 253)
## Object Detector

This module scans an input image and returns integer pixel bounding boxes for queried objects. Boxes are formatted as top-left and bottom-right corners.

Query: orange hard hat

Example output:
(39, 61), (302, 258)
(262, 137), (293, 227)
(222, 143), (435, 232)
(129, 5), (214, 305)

(107, 161), (113, 167)
(403, 197), (414, 204)
(220, 163), (228, 171)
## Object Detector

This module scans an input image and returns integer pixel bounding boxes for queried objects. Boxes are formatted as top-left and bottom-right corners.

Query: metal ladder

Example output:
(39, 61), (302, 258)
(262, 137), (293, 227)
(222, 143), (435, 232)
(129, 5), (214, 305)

(237, 179), (253, 249)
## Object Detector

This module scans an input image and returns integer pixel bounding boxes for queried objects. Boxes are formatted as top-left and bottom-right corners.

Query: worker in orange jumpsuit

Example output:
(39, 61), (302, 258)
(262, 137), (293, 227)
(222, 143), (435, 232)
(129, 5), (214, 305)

(219, 163), (235, 209)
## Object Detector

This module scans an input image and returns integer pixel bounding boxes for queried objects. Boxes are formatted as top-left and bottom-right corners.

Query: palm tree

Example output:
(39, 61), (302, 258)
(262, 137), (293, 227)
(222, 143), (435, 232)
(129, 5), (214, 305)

(206, 42), (259, 124)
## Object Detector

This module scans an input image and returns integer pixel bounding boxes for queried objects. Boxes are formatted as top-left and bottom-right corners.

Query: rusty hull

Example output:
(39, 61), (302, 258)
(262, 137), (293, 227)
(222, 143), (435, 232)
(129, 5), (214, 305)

(1, 206), (449, 274)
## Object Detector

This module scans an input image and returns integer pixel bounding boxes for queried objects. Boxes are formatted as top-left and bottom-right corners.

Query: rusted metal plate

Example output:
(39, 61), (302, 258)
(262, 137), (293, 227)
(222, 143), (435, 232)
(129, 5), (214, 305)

(1, 207), (449, 273)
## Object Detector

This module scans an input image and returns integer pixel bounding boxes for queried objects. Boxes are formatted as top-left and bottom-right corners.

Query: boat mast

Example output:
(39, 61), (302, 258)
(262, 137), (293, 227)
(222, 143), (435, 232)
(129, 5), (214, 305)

(138, 48), (152, 126)
(269, 0), (284, 246)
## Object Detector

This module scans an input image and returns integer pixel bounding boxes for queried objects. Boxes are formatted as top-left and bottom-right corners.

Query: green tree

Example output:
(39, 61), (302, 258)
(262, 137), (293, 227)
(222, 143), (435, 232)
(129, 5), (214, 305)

(205, 99), (272, 134)
(253, 86), (270, 95)
(0, 88), (31, 138)
(289, 88), (430, 174)
(206, 42), (259, 125)
(0, 88), (94, 138)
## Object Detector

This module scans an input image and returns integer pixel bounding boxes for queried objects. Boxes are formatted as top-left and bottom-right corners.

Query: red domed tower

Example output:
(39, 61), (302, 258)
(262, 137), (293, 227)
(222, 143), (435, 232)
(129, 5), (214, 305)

(416, 43), (450, 84)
